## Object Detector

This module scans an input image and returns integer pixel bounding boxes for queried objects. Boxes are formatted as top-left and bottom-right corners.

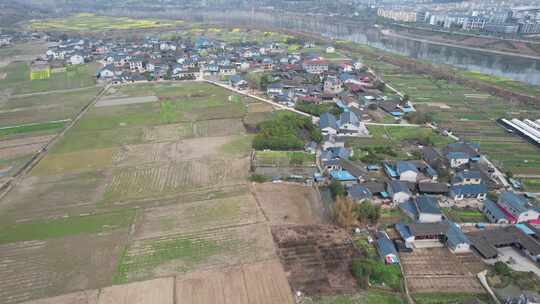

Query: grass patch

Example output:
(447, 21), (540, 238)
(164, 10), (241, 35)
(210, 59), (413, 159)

(51, 127), (144, 154)
(442, 207), (488, 223)
(221, 135), (254, 156)
(32, 147), (117, 176)
(412, 293), (490, 304)
(522, 178), (540, 192)
(0, 209), (135, 244)
(366, 291), (405, 304)
(255, 150), (316, 166)
(0, 121), (66, 138)
(0, 62), (98, 94)
(113, 237), (236, 284)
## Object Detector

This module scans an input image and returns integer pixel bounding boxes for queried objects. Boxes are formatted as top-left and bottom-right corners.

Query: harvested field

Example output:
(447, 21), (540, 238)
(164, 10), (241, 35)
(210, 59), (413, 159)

(22, 260), (294, 304)
(142, 118), (245, 142)
(115, 223), (276, 283)
(105, 158), (249, 202)
(113, 136), (238, 167)
(176, 259), (294, 304)
(0, 172), (107, 221)
(20, 290), (98, 304)
(0, 134), (54, 150)
(98, 277), (173, 304)
(247, 102), (274, 113)
(251, 183), (326, 225)
(0, 230), (128, 304)
(272, 225), (358, 296)
(95, 96), (158, 107)
(32, 148), (117, 176)
(133, 193), (265, 239)
(399, 248), (485, 294)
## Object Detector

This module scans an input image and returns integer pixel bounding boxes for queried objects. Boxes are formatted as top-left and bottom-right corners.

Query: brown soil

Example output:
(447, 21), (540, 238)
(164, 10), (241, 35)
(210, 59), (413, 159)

(400, 247), (486, 294)
(251, 183), (327, 225)
(175, 259), (294, 304)
(271, 225), (358, 296)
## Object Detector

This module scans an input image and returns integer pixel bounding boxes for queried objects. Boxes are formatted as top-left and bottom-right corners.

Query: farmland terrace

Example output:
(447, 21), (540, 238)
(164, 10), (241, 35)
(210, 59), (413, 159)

(0, 82), (299, 303)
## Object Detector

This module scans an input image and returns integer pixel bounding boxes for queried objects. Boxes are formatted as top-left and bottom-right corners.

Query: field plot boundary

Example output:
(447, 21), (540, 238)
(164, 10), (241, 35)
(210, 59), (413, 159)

(21, 260), (293, 304)
(95, 96), (158, 107)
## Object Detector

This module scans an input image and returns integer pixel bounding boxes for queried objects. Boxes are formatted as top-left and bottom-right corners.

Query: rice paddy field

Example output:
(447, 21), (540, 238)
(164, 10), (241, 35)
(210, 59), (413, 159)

(0, 82), (290, 303)
(29, 13), (184, 32)
(365, 59), (540, 175)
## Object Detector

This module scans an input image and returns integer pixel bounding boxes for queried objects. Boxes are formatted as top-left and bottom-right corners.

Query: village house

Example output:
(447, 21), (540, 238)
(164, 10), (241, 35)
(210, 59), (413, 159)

(387, 180), (412, 205)
(495, 192), (540, 224)
(376, 231), (399, 264)
(400, 195), (443, 223)
(395, 221), (470, 253)
(444, 142), (481, 169)
(302, 59), (329, 74)
(396, 161), (419, 183)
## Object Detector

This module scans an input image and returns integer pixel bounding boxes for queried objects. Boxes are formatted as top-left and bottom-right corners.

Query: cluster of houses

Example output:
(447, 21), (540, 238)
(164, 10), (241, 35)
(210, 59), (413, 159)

(0, 34), (12, 48)
(320, 135), (540, 264)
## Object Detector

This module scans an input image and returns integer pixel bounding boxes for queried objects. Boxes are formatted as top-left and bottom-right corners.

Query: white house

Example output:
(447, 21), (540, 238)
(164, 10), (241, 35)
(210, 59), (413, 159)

(69, 54), (84, 65)
(415, 196), (443, 223)
(320, 113), (338, 136)
(396, 161), (418, 183)
(326, 46), (336, 53)
(387, 181), (411, 205)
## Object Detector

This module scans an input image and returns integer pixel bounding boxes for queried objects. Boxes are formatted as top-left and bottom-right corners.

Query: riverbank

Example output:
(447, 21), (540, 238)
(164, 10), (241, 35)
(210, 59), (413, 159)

(384, 23), (540, 58)
(380, 29), (540, 61)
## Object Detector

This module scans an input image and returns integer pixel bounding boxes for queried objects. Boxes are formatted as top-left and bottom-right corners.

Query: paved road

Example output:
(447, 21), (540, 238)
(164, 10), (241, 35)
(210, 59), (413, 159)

(203, 79), (319, 121)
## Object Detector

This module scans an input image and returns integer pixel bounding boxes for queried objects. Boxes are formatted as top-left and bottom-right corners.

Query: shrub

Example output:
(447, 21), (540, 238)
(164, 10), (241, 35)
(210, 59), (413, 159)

(249, 174), (268, 183)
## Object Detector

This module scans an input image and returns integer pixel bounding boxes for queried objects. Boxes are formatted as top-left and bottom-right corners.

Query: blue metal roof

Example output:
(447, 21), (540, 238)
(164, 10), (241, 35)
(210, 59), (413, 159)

(499, 191), (529, 214)
(446, 221), (470, 248)
(515, 223), (535, 235)
(330, 170), (356, 181)
(384, 163), (398, 178)
(396, 161), (418, 174)
(483, 199), (507, 221)
(395, 223), (412, 240)
(339, 111), (359, 126)
(348, 184), (372, 201)
(399, 200), (418, 219)
(376, 232), (399, 262)
(388, 180), (410, 194)
(447, 151), (470, 160)
(450, 184), (488, 195)
(416, 195), (441, 215)
(320, 112), (338, 130)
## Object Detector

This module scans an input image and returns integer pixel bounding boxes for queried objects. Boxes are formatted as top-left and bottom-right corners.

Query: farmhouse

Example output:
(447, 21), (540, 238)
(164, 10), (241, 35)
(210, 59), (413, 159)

(387, 180), (412, 204)
(69, 54), (85, 65)
(376, 231), (399, 264)
(337, 111), (368, 136)
(468, 225), (540, 262)
(449, 184), (488, 201)
(396, 161), (419, 182)
(444, 142), (480, 168)
(400, 195), (443, 223)
(417, 182), (449, 195)
(452, 170), (483, 186)
(482, 199), (510, 224)
(348, 184), (372, 203)
(396, 221), (470, 253)
(320, 113), (338, 135)
(302, 59), (329, 74)
(496, 191), (540, 224)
